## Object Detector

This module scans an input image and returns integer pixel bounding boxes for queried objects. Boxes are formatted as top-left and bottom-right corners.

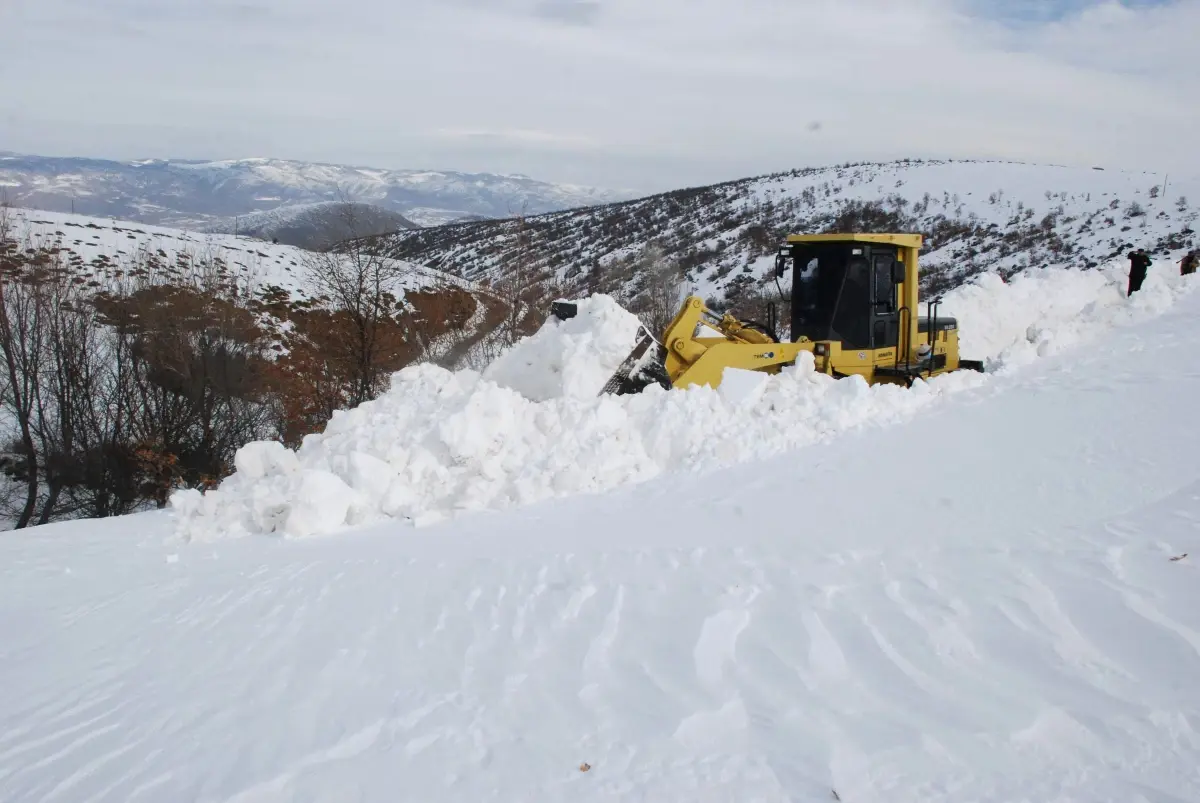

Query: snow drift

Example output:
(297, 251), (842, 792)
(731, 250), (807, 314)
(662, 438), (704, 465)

(170, 259), (1196, 541)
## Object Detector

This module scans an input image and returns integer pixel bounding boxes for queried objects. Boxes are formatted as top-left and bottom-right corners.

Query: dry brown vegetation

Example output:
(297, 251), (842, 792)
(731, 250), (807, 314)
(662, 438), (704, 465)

(0, 206), (492, 528)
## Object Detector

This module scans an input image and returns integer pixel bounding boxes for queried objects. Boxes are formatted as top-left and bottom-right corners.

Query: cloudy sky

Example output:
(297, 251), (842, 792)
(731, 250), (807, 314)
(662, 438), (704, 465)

(1, 0), (1196, 192)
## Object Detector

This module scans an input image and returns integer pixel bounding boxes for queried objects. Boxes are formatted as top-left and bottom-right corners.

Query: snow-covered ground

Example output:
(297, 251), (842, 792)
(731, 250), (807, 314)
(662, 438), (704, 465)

(2, 252), (1200, 800)
(2, 207), (467, 300)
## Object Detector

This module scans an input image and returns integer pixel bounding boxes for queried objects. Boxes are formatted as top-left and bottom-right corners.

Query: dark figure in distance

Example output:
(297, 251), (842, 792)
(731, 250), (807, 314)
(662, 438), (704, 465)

(1127, 248), (1152, 296)
(1181, 249), (1198, 276)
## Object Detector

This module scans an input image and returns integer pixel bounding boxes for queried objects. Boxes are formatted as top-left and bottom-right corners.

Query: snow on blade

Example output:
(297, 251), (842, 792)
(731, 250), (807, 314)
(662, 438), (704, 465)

(170, 260), (1197, 541)
(481, 295), (646, 401)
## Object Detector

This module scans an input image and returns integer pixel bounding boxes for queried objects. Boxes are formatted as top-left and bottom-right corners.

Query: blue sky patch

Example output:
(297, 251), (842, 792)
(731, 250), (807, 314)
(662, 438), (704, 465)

(973, 0), (1175, 24)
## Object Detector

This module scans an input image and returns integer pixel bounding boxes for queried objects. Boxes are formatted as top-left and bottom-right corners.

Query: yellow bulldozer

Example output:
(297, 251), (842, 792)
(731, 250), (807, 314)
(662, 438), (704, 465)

(552, 232), (984, 394)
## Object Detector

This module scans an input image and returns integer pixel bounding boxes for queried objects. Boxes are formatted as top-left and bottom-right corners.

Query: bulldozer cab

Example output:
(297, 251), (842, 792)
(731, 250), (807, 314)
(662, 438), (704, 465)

(775, 233), (921, 360)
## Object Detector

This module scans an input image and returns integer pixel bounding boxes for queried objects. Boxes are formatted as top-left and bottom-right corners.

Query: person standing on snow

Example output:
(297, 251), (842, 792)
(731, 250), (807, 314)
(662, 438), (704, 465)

(1181, 249), (1198, 276)
(1127, 248), (1152, 295)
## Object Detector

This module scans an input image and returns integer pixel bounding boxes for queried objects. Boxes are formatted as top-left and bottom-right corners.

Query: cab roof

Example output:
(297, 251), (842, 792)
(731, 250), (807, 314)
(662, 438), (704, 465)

(785, 233), (923, 248)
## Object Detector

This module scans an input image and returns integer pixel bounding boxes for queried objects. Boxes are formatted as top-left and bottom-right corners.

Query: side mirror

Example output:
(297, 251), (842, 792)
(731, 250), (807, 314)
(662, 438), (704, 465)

(774, 249), (790, 278)
(892, 261), (905, 284)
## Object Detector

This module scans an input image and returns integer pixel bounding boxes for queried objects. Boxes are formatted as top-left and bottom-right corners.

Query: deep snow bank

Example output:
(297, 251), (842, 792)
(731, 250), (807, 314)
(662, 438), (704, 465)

(171, 260), (1196, 540)
(940, 261), (1179, 369)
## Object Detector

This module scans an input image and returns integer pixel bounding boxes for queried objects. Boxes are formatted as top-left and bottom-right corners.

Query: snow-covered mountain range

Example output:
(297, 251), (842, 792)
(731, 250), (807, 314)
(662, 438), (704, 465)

(374, 159), (1198, 307)
(0, 151), (629, 231)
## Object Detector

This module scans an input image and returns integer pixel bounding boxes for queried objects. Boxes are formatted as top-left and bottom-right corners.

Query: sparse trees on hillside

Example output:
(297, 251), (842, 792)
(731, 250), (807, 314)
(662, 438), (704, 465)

(494, 209), (545, 346)
(0, 212), (280, 526)
(496, 211), (534, 346)
(628, 241), (686, 337)
(486, 207), (567, 347)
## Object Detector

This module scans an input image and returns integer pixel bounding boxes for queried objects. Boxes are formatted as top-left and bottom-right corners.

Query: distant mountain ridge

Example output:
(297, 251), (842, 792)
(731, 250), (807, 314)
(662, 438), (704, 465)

(0, 151), (630, 232)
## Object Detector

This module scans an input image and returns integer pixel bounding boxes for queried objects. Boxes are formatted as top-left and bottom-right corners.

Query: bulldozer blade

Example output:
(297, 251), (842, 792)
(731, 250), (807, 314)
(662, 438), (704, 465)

(599, 326), (672, 396)
(546, 300), (670, 395)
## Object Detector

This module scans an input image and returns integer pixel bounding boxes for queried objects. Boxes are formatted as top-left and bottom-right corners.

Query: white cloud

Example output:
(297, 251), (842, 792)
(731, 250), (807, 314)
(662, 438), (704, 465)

(433, 127), (602, 150)
(0, 0), (1195, 191)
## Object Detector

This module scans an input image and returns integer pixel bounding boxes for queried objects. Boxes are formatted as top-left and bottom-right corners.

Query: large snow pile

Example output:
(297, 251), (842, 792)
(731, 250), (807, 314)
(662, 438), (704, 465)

(939, 262), (1178, 369)
(481, 295), (646, 401)
(171, 259), (1196, 541)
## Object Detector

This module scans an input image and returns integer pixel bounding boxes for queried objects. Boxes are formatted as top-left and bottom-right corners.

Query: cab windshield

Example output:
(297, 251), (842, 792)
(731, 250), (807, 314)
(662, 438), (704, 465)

(790, 244), (871, 348)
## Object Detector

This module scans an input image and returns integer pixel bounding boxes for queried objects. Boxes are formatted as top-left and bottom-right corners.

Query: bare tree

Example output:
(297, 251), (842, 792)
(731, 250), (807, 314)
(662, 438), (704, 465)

(30, 260), (95, 522)
(0, 208), (48, 527)
(494, 204), (535, 347)
(302, 197), (413, 407)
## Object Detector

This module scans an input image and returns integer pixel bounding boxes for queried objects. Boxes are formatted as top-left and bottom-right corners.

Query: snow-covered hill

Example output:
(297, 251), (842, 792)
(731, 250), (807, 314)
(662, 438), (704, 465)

(2, 252), (1199, 801)
(375, 159), (1198, 306)
(1, 206), (499, 372)
(0, 151), (629, 231)
(2, 206), (458, 302)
